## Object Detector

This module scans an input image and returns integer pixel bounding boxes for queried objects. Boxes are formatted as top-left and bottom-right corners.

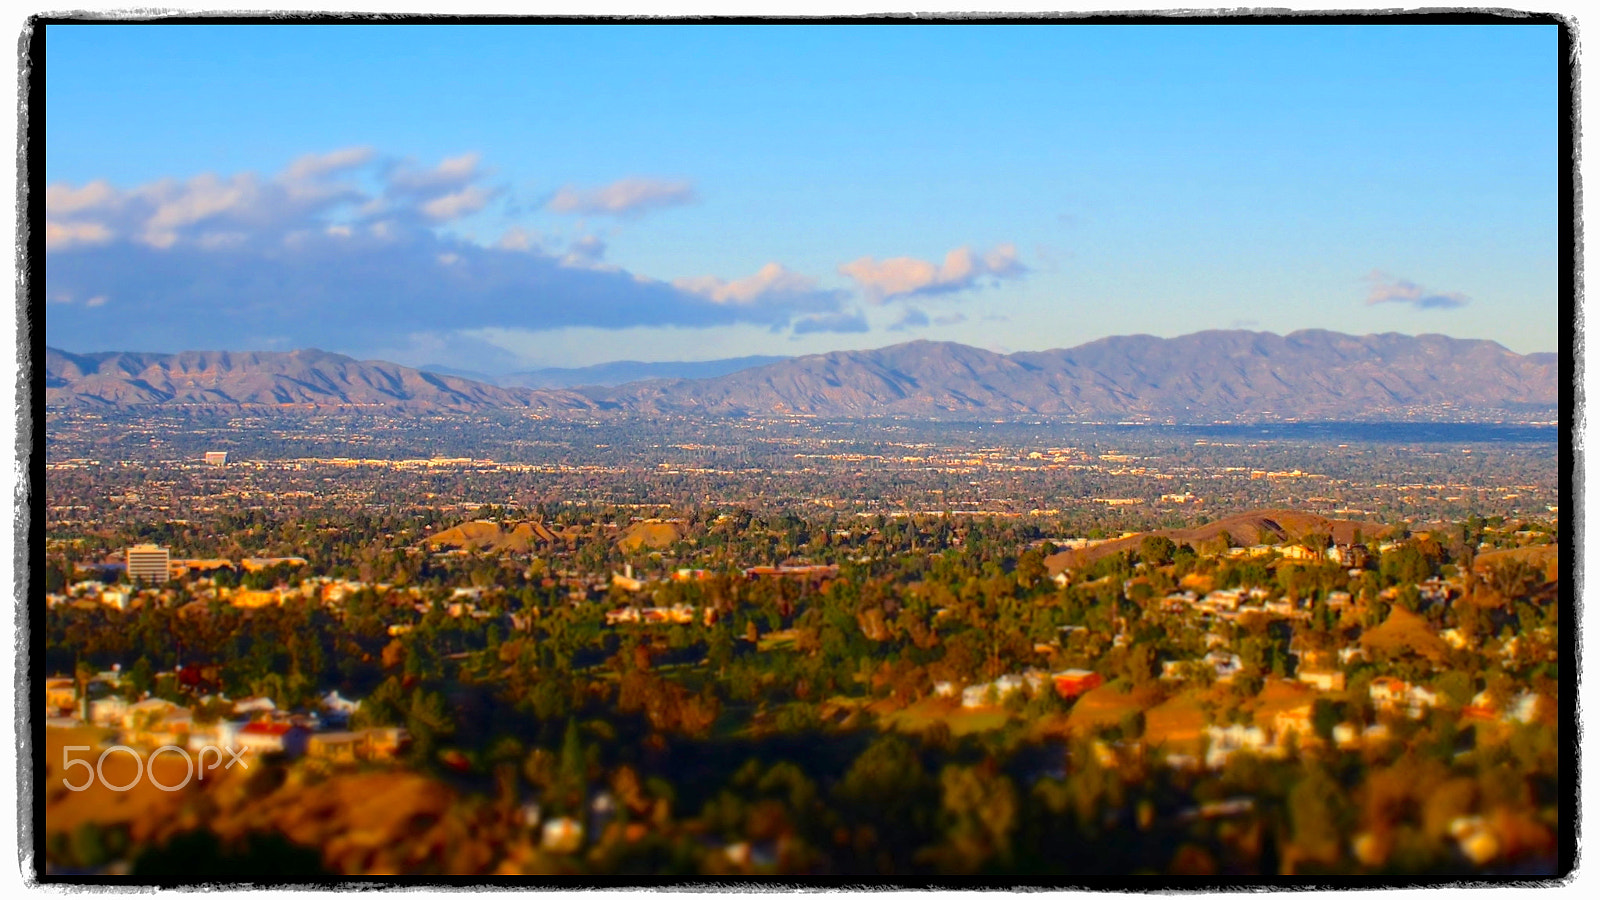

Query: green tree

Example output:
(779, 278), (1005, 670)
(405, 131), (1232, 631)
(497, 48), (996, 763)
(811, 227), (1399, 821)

(1139, 536), (1177, 567)
(1288, 764), (1345, 868)
(921, 763), (1019, 873)
(1015, 548), (1048, 587)
(127, 656), (154, 698)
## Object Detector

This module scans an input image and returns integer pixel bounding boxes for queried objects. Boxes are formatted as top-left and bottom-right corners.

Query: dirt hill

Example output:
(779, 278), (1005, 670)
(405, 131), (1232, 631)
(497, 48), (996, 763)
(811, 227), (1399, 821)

(616, 521), (687, 552)
(1474, 544), (1559, 582)
(425, 520), (559, 553)
(1360, 605), (1451, 664)
(1043, 509), (1393, 576)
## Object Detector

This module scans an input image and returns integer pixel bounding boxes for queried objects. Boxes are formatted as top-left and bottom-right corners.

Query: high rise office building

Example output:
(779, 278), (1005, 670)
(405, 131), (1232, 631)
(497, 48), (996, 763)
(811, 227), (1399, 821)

(126, 544), (171, 584)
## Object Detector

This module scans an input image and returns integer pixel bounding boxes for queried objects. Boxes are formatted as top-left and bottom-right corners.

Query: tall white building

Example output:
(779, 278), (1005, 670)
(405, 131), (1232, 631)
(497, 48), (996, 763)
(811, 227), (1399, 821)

(126, 543), (171, 584)
(204, 451), (228, 466)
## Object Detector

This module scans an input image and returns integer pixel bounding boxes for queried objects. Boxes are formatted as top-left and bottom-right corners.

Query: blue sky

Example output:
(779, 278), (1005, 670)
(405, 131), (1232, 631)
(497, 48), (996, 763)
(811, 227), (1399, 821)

(43, 23), (1559, 371)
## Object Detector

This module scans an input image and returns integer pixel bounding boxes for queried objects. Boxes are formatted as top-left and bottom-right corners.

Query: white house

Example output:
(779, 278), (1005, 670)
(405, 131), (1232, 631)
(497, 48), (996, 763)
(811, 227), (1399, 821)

(321, 690), (360, 723)
(1203, 652), (1244, 683)
(87, 695), (129, 727)
(1369, 677), (1439, 718)
(233, 696), (277, 716)
(1203, 724), (1269, 769)
(123, 698), (193, 735)
(1296, 669), (1346, 692)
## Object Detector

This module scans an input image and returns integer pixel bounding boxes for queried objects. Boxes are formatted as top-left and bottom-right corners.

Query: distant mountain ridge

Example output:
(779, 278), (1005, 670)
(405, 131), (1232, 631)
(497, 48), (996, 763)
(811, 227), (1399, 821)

(596, 330), (1558, 422)
(45, 329), (1559, 422)
(43, 347), (598, 412)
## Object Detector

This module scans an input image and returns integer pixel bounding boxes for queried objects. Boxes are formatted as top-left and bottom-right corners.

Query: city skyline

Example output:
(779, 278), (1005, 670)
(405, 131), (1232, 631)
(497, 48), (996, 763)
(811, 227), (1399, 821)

(43, 21), (1559, 371)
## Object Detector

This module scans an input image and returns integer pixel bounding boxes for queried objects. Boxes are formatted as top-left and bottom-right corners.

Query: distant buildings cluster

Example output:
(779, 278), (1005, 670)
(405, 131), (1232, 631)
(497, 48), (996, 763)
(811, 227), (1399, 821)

(45, 671), (409, 765)
(935, 668), (1103, 709)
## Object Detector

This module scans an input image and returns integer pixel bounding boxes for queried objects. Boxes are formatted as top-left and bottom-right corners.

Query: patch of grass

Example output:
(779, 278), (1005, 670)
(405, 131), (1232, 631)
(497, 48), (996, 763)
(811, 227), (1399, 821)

(1142, 691), (1209, 750)
(1247, 678), (1315, 728)
(756, 629), (797, 652)
(880, 698), (1011, 736)
(1064, 684), (1156, 735)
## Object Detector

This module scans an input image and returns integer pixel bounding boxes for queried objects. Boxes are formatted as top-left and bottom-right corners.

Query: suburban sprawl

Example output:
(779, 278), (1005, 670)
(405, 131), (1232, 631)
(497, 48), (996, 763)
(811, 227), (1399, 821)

(38, 409), (1562, 878)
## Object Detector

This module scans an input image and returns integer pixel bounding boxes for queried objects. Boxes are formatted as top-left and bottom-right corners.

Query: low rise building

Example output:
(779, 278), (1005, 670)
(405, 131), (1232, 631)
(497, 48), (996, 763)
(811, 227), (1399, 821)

(235, 721), (310, 758)
(306, 731), (361, 763)
(1052, 669), (1103, 699)
(1204, 652), (1244, 683)
(45, 678), (78, 715)
(1369, 677), (1439, 719)
(1296, 668), (1346, 692)
(87, 695), (129, 727)
(1273, 703), (1318, 744)
(1204, 724), (1269, 769)
(961, 670), (1062, 708)
(123, 698), (193, 736)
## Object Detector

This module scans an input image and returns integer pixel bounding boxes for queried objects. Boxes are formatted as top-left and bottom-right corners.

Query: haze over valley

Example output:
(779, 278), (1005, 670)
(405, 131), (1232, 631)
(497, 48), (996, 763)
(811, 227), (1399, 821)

(45, 329), (1558, 423)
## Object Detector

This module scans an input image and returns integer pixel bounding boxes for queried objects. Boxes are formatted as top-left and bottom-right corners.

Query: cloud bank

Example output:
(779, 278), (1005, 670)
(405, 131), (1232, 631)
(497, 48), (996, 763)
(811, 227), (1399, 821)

(674, 262), (842, 310)
(888, 308), (930, 331)
(43, 151), (839, 356)
(546, 177), (697, 216)
(791, 311), (870, 335)
(1364, 270), (1470, 310)
(839, 244), (1026, 302)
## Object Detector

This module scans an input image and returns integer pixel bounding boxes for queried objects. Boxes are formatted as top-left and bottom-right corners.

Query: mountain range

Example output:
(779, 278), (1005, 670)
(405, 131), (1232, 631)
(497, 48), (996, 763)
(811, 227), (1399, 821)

(43, 347), (596, 413)
(44, 330), (1560, 423)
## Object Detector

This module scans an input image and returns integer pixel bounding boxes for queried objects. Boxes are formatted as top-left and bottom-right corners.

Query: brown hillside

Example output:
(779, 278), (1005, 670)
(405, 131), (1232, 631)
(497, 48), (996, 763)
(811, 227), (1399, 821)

(195, 770), (458, 875)
(1360, 605), (1450, 664)
(617, 521), (686, 552)
(425, 520), (558, 553)
(1044, 509), (1392, 576)
(1474, 544), (1559, 583)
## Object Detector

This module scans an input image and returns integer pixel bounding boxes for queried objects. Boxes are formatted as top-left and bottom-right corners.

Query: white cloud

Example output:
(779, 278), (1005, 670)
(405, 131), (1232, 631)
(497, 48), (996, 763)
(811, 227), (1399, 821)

(839, 243), (1027, 301)
(674, 262), (825, 306)
(143, 172), (258, 235)
(387, 152), (483, 194)
(496, 226), (538, 251)
(1364, 270), (1469, 310)
(547, 177), (696, 216)
(421, 185), (495, 221)
(887, 308), (930, 331)
(44, 150), (853, 354)
(45, 180), (118, 215)
(44, 220), (113, 250)
(44, 147), (502, 256)
(282, 146), (376, 184)
(560, 234), (609, 268)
